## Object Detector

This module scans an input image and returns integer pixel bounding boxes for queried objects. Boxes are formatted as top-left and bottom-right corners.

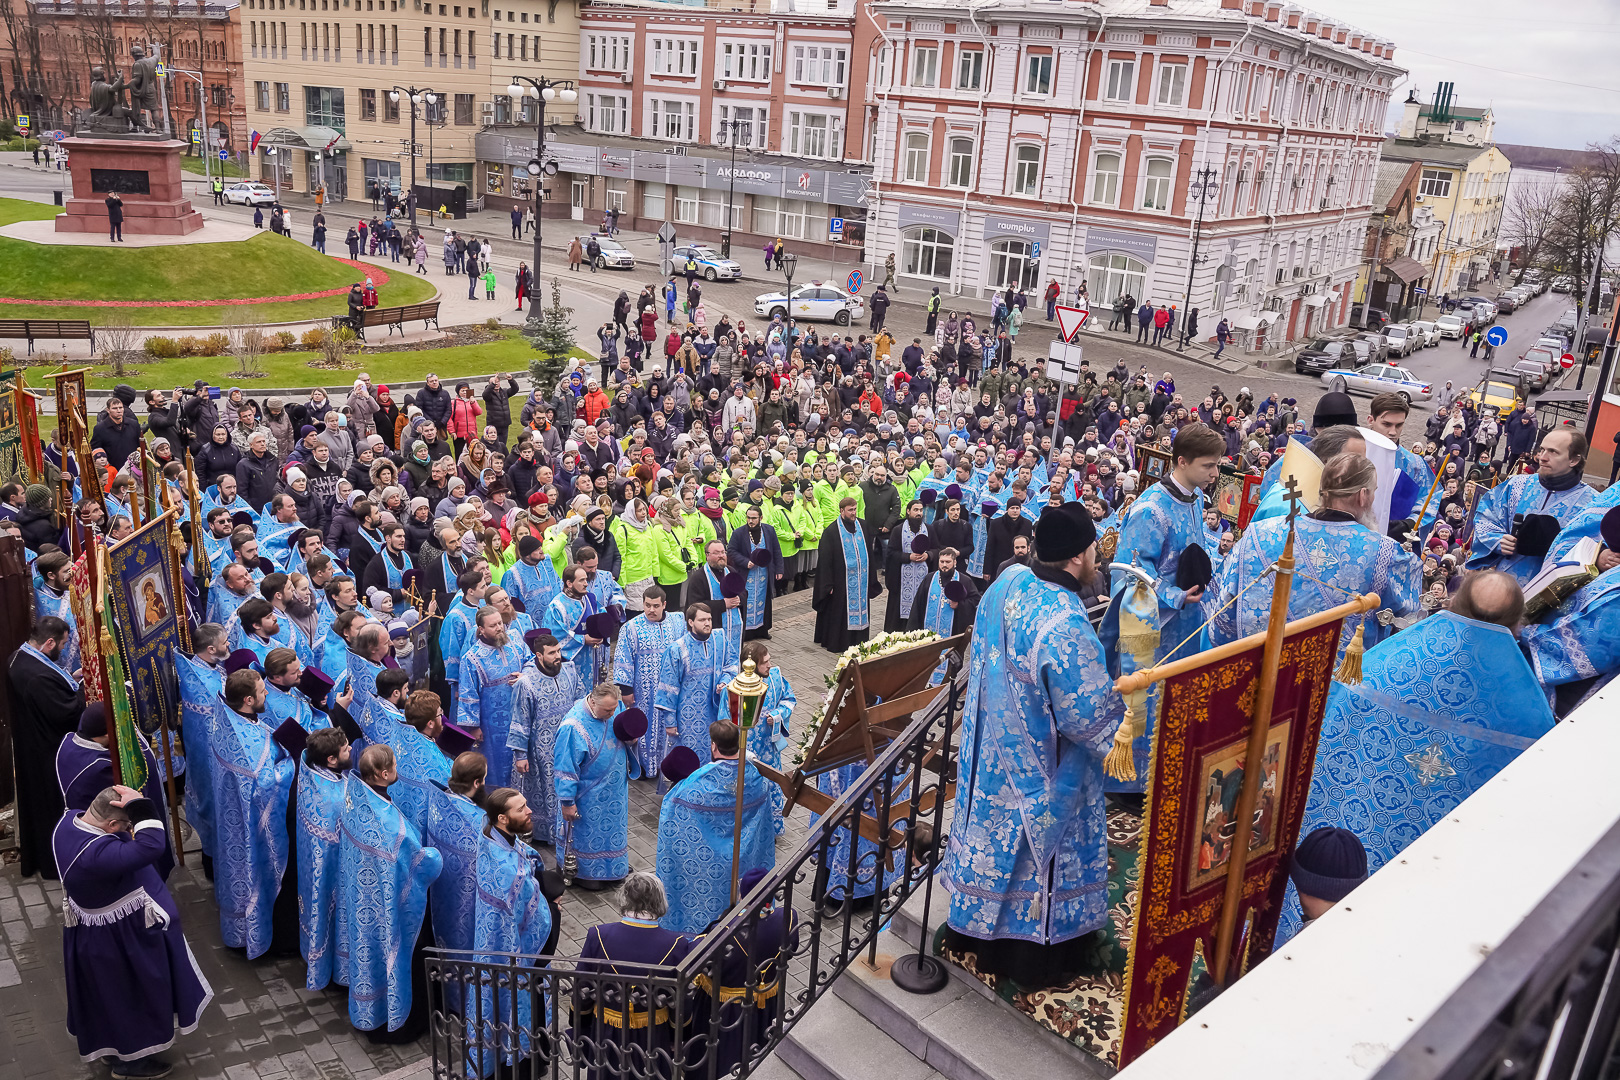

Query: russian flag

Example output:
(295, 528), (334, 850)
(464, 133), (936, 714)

(249, 129), (262, 154)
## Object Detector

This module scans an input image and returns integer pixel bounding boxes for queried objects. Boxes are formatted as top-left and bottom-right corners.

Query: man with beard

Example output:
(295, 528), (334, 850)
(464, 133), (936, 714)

(611, 586), (686, 776)
(261, 644), (334, 735)
(984, 498), (1033, 582)
(232, 576), (313, 669)
(457, 606), (529, 789)
(812, 497), (884, 654)
(995, 534), (1033, 579)
(425, 751), (489, 956)
(548, 563), (606, 687)
(909, 545), (981, 641)
(511, 633), (584, 846)
(8, 618), (85, 879)
(297, 726), (351, 992)
(360, 521), (416, 601)
(1468, 428), (1597, 585)
(208, 560), (260, 628)
(727, 503), (783, 642)
(469, 788), (553, 1072)
(438, 565), (488, 715)
(654, 604), (737, 780)
(200, 507), (236, 574)
(555, 683), (638, 890)
(575, 542), (627, 612)
(884, 500), (931, 633)
(685, 539), (743, 663)
(32, 552), (80, 678)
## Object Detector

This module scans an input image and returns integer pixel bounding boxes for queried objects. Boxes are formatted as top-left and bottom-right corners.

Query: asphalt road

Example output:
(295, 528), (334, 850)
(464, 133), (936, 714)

(1380, 286), (1581, 405)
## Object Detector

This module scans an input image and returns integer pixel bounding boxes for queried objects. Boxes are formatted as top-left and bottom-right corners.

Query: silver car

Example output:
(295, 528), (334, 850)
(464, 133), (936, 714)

(1381, 324), (1417, 357)
(1409, 320), (1441, 347)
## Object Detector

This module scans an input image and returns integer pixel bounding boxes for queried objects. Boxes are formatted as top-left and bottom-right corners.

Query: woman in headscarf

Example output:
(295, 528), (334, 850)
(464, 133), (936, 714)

(457, 439), (490, 488)
(280, 467), (328, 535)
(195, 422), (241, 487)
(345, 378), (378, 438)
(404, 496), (436, 551)
(650, 496), (691, 609)
(401, 439), (433, 493)
(611, 496), (657, 613)
(434, 475), (469, 521)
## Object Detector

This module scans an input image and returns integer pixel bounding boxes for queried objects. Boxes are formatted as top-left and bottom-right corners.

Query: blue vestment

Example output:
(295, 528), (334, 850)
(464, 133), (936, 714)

(392, 720), (453, 837)
(1523, 567), (1620, 707)
(457, 639), (530, 790)
(175, 653), (222, 860)
(423, 783), (484, 952)
(704, 565), (744, 662)
(229, 615), (315, 671)
(547, 591), (602, 687)
(554, 701), (637, 882)
(295, 764), (346, 990)
(737, 668), (795, 833)
(655, 632), (737, 773)
(1544, 481), (1620, 566)
(255, 519), (301, 570)
(205, 579), (258, 629)
(208, 699), (295, 958)
(508, 661), (586, 845)
(612, 612), (688, 775)
(942, 565), (1125, 944)
(33, 582), (80, 678)
(1466, 473), (1596, 584)
(655, 758), (777, 935)
(502, 557), (563, 620)
(467, 831), (552, 1075)
(438, 594), (480, 689)
(333, 777), (442, 1032)
(264, 682), (328, 735)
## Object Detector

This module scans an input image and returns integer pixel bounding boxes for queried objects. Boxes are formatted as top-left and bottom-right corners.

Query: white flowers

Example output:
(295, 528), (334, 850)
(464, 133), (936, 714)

(791, 630), (941, 766)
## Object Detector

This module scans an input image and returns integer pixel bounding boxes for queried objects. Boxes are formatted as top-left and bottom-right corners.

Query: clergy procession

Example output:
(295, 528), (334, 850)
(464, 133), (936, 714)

(5, 334), (1618, 1078)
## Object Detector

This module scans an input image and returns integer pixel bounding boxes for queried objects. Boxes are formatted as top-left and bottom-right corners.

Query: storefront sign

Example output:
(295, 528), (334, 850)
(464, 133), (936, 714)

(897, 203), (962, 233)
(982, 214), (1051, 243)
(1084, 226), (1159, 263)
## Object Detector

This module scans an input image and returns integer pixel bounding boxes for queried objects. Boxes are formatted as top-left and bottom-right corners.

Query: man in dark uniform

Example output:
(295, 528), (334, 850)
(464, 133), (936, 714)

(7, 616), (85, 879)
(695, 866), (800, 1076)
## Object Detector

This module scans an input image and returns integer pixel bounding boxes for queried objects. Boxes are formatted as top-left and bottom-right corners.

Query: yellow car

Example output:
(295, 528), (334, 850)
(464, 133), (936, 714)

(1468, 375), (1525, 416)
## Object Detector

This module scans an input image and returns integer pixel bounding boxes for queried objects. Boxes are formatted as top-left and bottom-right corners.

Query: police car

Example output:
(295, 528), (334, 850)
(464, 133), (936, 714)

(1320, 363), (1433, 403)
(753, 283), (866, 325)
(673, 244), (743, 281)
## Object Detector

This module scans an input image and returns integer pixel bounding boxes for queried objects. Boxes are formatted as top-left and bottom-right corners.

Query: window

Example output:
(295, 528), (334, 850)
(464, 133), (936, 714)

(1157, 62), (1187, 107)
(718, 104), (767, 149)
(674, 184), (699, 224)
(1105, 58), (1134, 102)
(1419, 169), (1451, 198)
(911, 45), (938, 88)
(492, 95), (510, 124)
(651, 99), (696, 141)
(989, 239), (1040, 292)
(383, 91), (399, 121)
(1087, 252), (1147, 305)
(1024, 53), (1052, 96)
(276, 82), (290, 111)
(875, 44), (890, 89)
(256, 80), (270, 110)
(902, 225), (954, 279)
(720, 41), (771, 81)
(586, 93), (627, 134)
(752, 196), (829, 241)
(956, 48), (982, 90)
(360, 87), (376, 120)
(454, 93), (473, 125)
(304, 85), (345, 130)
(787, 111), (841, 159)
(792, 45), (847, 87)
(363, 158), (400, 197)
(904, 132), (929, 182)
(1142, 157), (1173, 211)
(651, 37), (699, 76)
(1012, 145), (1041, 196)
(643, 185), (665, 221)
(1090, 151), (1121, 205)
(947, 137), (974, 188)
(586, 32), (631, 71)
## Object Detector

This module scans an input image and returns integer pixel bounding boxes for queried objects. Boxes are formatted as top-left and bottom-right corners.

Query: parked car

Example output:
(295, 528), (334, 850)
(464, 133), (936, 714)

(1382, 324), (1418, 357)
(1494, 293), (1522, 314)
(1511, 359), (1551, 391)
(1537, 333), (1572, 354)
(1355, 331), (1390, 363)
(1295, 337), (1368, 375)
(576, 234), (637, 270)
(1520, 346), (1560, 377)
(1351, 303), (1388, 330)
(1321, 363), (1433, 403)
(673, 244), (744, 282)
(1436, 314), (1467, 339)
(224, 182), (277, 206)
(753, 282), (866, 324)
(1552, 276), (1576, 293)
(1409, 320), (1442, 347)
(1469, 372), (1527, 415)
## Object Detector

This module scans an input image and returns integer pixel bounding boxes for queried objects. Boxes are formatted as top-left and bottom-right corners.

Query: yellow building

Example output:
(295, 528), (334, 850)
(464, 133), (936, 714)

(1377, 85), (1509, 296)
(238, 0), (579, 208)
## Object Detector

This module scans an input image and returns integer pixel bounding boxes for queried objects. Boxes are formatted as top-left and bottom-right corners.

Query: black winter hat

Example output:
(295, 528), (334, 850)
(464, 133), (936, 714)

(1290, 826), (1368, 903)
(1033, 502), (1097, 562)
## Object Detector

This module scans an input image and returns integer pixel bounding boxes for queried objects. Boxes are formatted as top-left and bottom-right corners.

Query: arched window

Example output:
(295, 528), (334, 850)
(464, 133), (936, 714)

(902, 225), (954, 280)
(946, 137), (974, 189)
(1142, 157), (1173, 211)
(1086, 252), (1147, 306)
(1213, 263), (1234, 312)
(988, 238), (1040, 292)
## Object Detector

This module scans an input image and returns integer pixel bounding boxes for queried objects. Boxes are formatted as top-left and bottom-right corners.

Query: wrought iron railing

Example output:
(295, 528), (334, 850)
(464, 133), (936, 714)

(1373, 818), (1620, 1080)
(425, 655), (966, 1079)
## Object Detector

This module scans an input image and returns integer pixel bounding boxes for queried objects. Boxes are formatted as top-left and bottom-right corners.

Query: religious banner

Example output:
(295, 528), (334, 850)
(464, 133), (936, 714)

(70, 548), (105, 704)
(46, 367), (89, 445)
(13, 382), (43, 482)
(0, 370), (24, 489)
(105, 511), (183, 747)
(1136, 446), (1172, 489)
(1117, 617), (1344, 1067)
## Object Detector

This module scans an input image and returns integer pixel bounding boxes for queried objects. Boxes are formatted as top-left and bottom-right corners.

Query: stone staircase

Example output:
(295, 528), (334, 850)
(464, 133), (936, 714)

(770, 883), (1112, 1080)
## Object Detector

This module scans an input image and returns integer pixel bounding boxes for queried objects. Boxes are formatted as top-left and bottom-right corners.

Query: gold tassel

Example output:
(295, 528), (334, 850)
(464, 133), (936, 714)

(1334, 621), (1366, 685)
(1104, 581), (1160, 783)
(1104, 698), (1144, 781)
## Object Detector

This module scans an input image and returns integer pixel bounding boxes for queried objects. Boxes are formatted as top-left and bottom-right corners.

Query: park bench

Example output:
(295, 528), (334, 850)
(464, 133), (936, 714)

(0, 318), (96, 355)
(332, 301), (441, 342)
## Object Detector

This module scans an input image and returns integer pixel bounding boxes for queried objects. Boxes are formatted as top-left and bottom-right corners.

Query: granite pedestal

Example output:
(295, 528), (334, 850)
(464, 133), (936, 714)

(55, 135), (205, 236)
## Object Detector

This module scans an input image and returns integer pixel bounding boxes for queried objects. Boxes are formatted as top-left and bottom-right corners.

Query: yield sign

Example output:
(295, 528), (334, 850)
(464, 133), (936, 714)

(1055, 305), (1089, 343)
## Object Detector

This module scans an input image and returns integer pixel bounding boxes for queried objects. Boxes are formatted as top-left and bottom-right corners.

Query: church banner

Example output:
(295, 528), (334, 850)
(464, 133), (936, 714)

(0, 370), (23, 489)
(105, 512), (183, 745)
(1118, 618), (1343, 1067)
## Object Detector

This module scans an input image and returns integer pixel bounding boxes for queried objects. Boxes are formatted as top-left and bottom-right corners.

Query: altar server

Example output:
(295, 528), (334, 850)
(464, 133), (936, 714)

(655, 604), (737, 772)
(554, 684), (638, 889)
(510, 633), (585, 846)
(611, 585), (687, 775)
(296, 727), (350, 990)
(457, 606), (529, 790)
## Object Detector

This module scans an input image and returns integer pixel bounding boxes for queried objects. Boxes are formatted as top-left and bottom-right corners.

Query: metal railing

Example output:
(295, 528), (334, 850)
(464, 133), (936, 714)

(424, 655), (965, 1079)
(1373, 817), (1620, 1080)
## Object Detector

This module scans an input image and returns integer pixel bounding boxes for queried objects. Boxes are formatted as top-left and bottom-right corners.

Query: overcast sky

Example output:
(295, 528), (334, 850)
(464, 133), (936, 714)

(1307, 0), (1618, 148)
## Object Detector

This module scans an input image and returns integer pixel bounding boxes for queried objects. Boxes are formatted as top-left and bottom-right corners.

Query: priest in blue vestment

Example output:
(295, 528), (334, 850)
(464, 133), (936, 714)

(437, 567), (487, 716)
(424, 756), (488, 955)
(177, 629), (229, 870)
(392, 687), (454, 835)
(502, 534), (564, 619)
(548, 563), (605, 687)
(576, 871), (693, 1077)
(468, 787), (554, 1077)
(727, 503), (783, 641)
(1101, 424), (1222, 793)
(255, 495), (304, 569)
(686, 541), (744, 664)
(940, 502), (1125, 987)
(1522, 555), (1620, 716)
(1212, 452), (1423, 666)
(812, 499), (883, 654)
(655, 604), (738, 780)
(1275, 572), (1555, 947)
(457, 605), (530, 790)
(262, 647), (335, 734)
(730, 641), (795, 832)
(883, 505), (930, 633)
(206, 563), (260, 629)
(333, 746), (442, 1040)
(228, 574), (316, 669)
(612, 586), (688, 775)
(511, 633), (585, 846)
(555, 685), (638, 888)
(1467, 428), (1596, 585)
(656, 719), (776, 934)
(296, 727), (350, 990)
(31, 551), (80, 677)
(209, 668), (297, 959)
(1543, 480), (1620, 566)
(55, 785), (213, 1075)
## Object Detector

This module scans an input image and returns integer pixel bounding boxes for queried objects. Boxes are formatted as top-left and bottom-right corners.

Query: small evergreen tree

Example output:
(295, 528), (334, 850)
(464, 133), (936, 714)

(524, 276), (575, 392)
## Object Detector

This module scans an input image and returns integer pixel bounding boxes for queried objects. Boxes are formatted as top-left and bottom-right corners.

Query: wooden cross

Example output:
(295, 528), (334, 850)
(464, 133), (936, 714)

(1283, 476), (1304, 526)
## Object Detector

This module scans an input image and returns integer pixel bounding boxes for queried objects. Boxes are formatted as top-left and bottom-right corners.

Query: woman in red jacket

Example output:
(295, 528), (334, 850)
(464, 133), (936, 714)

(447, 381), (485, 455)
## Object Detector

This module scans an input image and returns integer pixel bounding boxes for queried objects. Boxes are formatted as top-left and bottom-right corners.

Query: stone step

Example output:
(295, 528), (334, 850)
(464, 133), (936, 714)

(833, 931), (1112, 1080)
(779, 984), (944, 1080)
(750, 1053), (809, 1080)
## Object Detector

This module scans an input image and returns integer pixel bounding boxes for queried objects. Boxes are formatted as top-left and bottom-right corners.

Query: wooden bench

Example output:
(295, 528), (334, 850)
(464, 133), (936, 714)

(0, 319), (96, 355)
(333, 301), (441, 342)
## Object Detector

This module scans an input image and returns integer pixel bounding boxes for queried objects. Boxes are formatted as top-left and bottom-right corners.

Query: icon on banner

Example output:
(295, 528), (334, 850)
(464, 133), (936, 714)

(1055, 305), (1089, 343)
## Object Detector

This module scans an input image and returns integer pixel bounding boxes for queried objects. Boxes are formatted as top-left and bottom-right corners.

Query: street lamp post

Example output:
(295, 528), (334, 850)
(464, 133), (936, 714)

(265, 146), (281, 203)
(719, 116), (745, 259)
(507, 76), (577, 284)
(782, 251), (799, 338)
(1178, 166), (1220, 351)
(388, 86), (438, 229)
(171, 68), (210, 186)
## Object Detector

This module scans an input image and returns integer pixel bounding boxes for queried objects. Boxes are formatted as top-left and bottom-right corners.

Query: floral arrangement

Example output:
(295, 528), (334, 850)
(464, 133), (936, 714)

(790, 629), (941, 766)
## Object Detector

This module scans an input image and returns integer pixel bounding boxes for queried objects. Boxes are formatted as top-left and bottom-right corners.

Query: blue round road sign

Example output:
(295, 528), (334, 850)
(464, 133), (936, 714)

(1486, 325), (1509, 348)
(847, 270), (861, 295)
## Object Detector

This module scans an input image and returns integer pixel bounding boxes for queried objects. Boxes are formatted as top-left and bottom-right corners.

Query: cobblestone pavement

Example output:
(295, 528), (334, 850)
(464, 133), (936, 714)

(0, 584), (897, 1080)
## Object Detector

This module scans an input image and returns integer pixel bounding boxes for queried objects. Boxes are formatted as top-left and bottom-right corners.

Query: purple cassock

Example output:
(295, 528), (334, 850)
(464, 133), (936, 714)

(53, 810), (213, 1063)
(55, 732), (176, 881)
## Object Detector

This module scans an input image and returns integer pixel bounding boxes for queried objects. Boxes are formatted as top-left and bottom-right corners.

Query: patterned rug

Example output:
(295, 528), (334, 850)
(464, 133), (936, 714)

(933, 808), (1199, 1069)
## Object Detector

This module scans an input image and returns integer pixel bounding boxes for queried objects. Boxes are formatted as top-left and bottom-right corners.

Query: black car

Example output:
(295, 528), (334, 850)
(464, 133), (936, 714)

(1351, 303), (1388, 330)
(1494, 293), (1519, 314)
(1295, 337), (1367, 375)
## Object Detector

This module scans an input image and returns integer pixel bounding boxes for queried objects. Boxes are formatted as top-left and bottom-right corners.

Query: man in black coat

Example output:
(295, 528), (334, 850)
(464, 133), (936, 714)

(90, 397), (142, 471)
(7, 617), (86, 879)
(481, 373), (522, 447)
(983, 499), (1033, 582)
(235, 431), (281, 510)
(143, 388), (187, 448)
(415, 373), (453, 431)
(812, 498), (883, 654)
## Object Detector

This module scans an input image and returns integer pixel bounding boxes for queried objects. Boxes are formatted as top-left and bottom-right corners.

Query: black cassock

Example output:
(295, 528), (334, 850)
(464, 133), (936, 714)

(906, 569), (981, 635)
(7, 647), (86, 879)
(812, 518), (883, 654)
(983, 513), (1033, 584)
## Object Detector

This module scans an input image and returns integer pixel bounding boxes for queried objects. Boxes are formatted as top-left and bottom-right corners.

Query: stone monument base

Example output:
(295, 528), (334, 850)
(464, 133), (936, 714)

(55, 136), (205, 236)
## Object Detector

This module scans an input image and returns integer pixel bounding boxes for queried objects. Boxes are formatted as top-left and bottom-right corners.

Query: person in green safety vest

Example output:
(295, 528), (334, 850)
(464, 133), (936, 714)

(212, 176), (224, 206)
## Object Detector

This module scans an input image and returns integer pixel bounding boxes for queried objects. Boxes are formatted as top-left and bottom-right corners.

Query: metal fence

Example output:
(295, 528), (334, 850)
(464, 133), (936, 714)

(424, 655), (965, 1079)
(1373, 817), (1620, 1080)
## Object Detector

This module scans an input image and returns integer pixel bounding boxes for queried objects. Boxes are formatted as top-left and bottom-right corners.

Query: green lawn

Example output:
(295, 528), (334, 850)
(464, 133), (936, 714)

(11, 331), (594, 390)
(0, 197), (435, 325)
(178, 156), (252, 179)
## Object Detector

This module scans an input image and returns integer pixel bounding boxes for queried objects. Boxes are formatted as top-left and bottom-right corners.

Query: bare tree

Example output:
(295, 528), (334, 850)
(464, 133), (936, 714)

(223, 306), (267, 377)
(1503, 176), (1562, 273)
(98, 313), (140, 377)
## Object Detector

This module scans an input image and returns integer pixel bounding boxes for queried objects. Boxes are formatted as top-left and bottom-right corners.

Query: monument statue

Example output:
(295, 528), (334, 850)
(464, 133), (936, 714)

(83, 66), (135, 134)
(126, 45), (162, 133)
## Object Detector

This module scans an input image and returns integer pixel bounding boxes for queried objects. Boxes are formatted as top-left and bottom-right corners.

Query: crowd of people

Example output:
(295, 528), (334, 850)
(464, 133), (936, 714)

(8, 280), (1620, 1076)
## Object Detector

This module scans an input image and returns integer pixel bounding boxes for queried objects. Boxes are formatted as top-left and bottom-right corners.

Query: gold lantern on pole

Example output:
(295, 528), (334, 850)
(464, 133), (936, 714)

(726, 657), (769, 904)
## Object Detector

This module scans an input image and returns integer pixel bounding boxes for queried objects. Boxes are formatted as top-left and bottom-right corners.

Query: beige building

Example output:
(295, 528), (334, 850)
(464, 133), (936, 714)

(239, 0), (579, 208)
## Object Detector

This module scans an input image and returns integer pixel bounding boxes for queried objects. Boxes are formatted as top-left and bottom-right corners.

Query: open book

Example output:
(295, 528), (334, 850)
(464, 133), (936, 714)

(1524, 536), (1603, 621)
